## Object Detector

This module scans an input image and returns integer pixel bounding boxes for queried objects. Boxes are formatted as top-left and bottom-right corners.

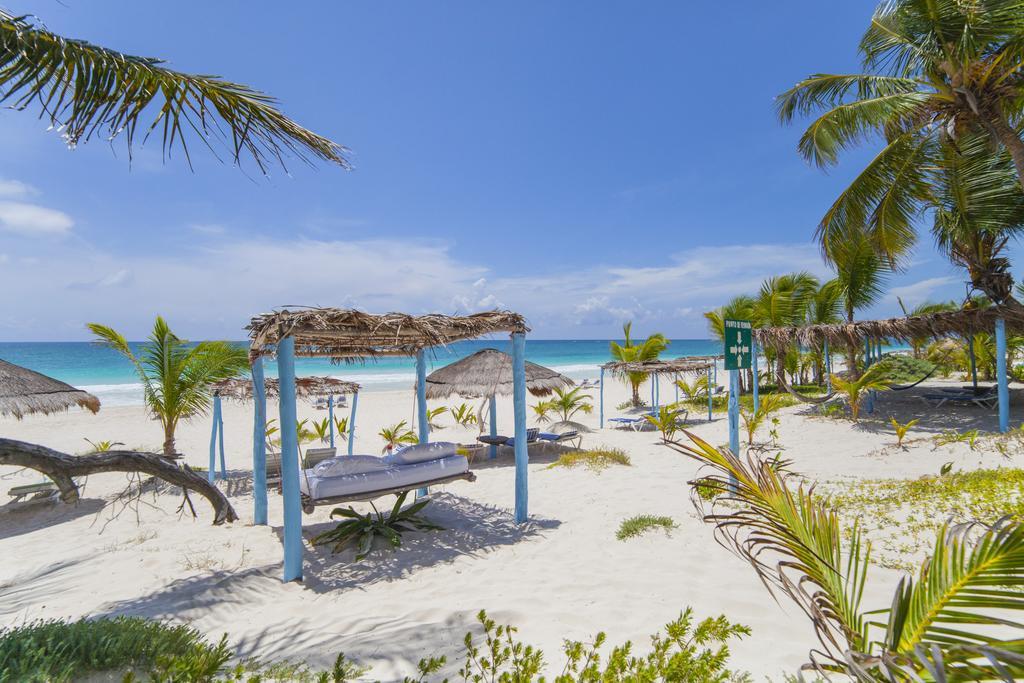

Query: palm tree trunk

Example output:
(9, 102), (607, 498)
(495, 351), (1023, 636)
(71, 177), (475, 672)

(163, 422), (176, 457)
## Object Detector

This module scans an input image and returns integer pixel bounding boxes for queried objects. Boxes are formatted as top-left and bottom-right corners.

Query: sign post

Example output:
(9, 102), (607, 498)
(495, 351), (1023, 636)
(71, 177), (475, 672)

(724, 319), (752, 490)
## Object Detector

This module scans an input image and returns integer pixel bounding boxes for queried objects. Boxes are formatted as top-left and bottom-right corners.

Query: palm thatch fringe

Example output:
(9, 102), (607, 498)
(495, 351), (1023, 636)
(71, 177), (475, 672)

(213, 376), (359, 402)
(753, 303), (1024, 350)
(247, 308), (529, 360)
(423, 348), (573, 399)
(0, 359), (100, 419)
(601, 357), (716, 377)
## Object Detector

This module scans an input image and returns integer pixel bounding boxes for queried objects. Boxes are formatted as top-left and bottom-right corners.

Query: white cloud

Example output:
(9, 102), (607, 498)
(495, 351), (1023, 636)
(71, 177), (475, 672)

(189, 223), (227, 235)
(67, 269), (134, 290)
(0, 201), (73, 236)
(884, 276), (959, 309)
(0, 179), (37, 197)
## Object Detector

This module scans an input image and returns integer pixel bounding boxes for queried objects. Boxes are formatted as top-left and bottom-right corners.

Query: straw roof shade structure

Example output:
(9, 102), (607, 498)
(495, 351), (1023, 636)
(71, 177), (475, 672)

(247, 308), (529, 360)
(601, 357), (715, 377)
(423, 348), (573, 400)
(0, 358), (100, 419)
(753, 303), (1024, 351)
(213, 377), (360, 402)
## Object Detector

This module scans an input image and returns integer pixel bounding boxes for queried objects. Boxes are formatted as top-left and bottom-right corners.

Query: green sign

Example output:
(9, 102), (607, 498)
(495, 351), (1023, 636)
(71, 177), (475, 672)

(724, 319), (752, 370)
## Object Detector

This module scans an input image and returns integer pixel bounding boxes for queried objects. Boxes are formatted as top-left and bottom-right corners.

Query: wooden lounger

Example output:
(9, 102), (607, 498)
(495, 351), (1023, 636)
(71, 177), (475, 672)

(8, 481), (57, 502)
(300, 471), (477, 513)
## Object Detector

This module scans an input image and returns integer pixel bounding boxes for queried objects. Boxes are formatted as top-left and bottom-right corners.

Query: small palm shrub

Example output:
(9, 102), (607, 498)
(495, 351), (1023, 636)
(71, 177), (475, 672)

(333, 415), (349, 441)
(547, 447), (630, 471)
(890, 417), (919, 449)
(82, 438), (124, 453)
(934, 428), (981, 451)
(738, 393), (787, 445)
(644, 405), (686, 441)
(310, 417), (332, 445)
(537, 386), (594, 423)
(379, 420), (418, 453)
(830, 364), (890, 421)
(616, 515), (678, 540)
(675, 374), (709, 399)
(531, 400), (553, 423)
(449, 402), (478, 427)
(311, 492), (443, 560)
(426, 406), (447, 431)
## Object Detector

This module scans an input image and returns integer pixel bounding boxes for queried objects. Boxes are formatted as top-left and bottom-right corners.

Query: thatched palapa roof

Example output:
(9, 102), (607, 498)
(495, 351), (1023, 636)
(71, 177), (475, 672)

(247, 308), (530, 359)
(0, 358), (101, 419)
(753, 303), (1024, 350)
(601, 357), (715, 376)
(213, 376), (360, 402)
(423, 348), (573, 399)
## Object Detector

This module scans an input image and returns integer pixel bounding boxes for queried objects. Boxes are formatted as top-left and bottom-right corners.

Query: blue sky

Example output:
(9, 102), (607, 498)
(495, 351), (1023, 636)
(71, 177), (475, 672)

(0, 1), (992, 340)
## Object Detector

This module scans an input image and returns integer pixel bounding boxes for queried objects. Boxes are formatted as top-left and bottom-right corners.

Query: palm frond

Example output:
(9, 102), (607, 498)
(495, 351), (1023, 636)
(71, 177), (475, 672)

(0, 11), (349, 173)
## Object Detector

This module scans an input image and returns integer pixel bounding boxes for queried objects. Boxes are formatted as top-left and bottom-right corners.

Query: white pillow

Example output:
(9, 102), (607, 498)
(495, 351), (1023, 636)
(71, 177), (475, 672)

(313, 455), (389, 478)
(388, 441), (458, 465)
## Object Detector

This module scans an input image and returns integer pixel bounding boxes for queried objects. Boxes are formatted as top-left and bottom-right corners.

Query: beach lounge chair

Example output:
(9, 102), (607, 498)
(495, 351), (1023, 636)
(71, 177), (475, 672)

(538, 430), (581, 449)
(8, 481), (57, 502)
(922, 386), (998, 410)
(299, 442), (475, 513)
(608, 416), (646, 431)
(503, 428), (540, 448)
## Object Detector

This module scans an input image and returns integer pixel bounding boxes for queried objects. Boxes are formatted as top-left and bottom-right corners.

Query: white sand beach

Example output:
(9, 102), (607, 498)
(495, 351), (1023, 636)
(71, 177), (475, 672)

(1, 376), (1016, 680)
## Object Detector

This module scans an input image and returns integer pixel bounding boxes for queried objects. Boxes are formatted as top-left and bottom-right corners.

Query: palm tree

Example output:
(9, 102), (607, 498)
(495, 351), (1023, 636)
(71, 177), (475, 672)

(778, 0), (1024, 272)
(751, 273), (818, 383)
(0, 10), (347, 173)
(88, 317), (249, 456)
(542, 386), (594, 423)
(705, 295), (755, 391)
(379, 420), (418, 454)
(609, 322), (668, 406)
(676, 432), (1024, 680)
(830, 363), (891, 422)
(807, 279), (842, 382)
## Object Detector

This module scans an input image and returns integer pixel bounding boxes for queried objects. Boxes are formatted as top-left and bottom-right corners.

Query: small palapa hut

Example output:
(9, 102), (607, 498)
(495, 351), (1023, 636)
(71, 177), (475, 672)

(0, 358), (100, 419)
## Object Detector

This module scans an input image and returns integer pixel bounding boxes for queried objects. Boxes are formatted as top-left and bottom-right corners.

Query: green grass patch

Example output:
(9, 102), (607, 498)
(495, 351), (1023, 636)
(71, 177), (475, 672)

(548, 447), (631, 471)
(826, 468), (1024, 570)
(616, 514), (678, 540)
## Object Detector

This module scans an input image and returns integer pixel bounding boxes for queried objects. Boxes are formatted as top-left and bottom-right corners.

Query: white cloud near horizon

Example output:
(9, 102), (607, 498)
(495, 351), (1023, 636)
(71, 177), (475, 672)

(0, 200), (74, 236)
(0, 179), (37, 197)
(0, 232), (841, 339)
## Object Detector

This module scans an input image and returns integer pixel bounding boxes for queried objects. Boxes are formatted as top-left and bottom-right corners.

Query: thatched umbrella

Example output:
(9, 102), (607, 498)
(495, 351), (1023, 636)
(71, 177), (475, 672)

(0, 358), (100, 420)
(423, 348), (572, 400)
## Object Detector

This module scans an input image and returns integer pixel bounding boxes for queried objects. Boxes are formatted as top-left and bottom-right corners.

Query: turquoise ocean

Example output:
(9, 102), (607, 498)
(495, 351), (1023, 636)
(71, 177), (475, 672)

(0, 339), (720, 407)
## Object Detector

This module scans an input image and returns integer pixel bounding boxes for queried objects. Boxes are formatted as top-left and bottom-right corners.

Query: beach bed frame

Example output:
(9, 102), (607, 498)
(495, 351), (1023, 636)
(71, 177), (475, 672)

(300, 470), (477, 514)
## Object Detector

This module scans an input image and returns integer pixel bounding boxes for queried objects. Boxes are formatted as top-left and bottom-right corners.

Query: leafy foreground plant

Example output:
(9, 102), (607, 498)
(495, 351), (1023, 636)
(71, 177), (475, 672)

(0, 615), (365, 682)
(672, 429), (1024, 681)
(644, 404), (687, 441)
(889, 417), (918, 449)
(739, 393), (787, 446)
(379, 420), (419, 454)
(311, 492), (443, 560)
(616, 515), (678, 541)
(829, 363), (891, 422)
(547, 447), (631, 472)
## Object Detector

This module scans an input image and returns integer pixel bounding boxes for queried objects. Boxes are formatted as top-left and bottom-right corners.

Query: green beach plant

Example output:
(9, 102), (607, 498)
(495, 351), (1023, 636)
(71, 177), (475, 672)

(675, 375), (709, 400)
(426, 406), (447, 432)
(616, 515), (678, 541)
(889, 417), (918, 449)
(543, 386), (593, 423)
(531, 400), (554, 424)
(379, 420), (418, 454)
(644, 405), (686, 442)
(333, 415), (349, 441)
(738, 393), (786, 446)
(547, 447), (631, 472)
(82, 438), (124, 453)
(829, 364), (890, 422)
(0, 10), (348, 173)
(88, 317), (249, 457)
(311, 491), (442, 560)
(609, 321), (668, 406)
(310, 417), (332, 445)
(449, 402), (478, 428)
(675, 430), (1024, 680)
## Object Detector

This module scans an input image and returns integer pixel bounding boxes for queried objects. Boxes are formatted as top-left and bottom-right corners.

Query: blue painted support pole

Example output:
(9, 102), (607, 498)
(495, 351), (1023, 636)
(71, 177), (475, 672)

(713, 361), (717, 388)
(996, 318), (1009, 433)
(706, 365), (713, 422)
(675, 374), (680, 404)
(489, 395), (498, 459)
(968, 336), (979, 390)
(864, 338), (871, 368)
(347, 392), (358, 456)
(728, 369), (740, 489)
(512, 332), (528, 523)
(217, 398), (226, 479)
(251, 357), (267, 526)
(416, 350), (429, 497)
(208, 395), (219, 484)
(599, 367), (605, 429)
(328, 395), (335, 448)
(277, 337), (303, 582)
(654, 374), (660, 411)
(752, 343), (760, 413)
(823, 339), (831, 384)
(650, 376), (655, 408)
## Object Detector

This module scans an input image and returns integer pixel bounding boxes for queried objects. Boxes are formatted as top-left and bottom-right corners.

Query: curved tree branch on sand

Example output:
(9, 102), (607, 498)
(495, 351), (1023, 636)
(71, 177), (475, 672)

(0, 438), (237, 525)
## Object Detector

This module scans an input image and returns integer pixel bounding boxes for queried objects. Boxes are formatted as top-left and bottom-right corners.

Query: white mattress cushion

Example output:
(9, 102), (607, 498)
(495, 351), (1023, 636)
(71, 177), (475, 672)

(388, 441), (458, 465)
(313, 455), (389, 478)
(301, 455), (469, 500)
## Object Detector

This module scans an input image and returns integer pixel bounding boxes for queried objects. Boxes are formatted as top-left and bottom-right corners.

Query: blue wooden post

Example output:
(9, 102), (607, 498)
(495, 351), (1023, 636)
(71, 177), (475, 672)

(277, 337), (303, 582)
(217, 399), (226, 479)
(654, 374), (660, 411)
(752, 343), (760, 413)
(488, 395), (498, 459)
(706, 365), (712, 421)
(347, 391), (358, 455)
(823, 339), (831, 384)
(996, 318), (1009, 433)
(967, 336), (979, 390)
(599, 367), (605, 428)
(328, 395), (335, 448)
(208, 394), (219, 484)
(512, 332), (528, 523)
(416, 349), (429, 497)
(863, 338), (871, 368)
(649, 375), (655, 408)
(674, 374), (680, 404)
(728, 369), (740, 489)
(251, 357), (268, 526)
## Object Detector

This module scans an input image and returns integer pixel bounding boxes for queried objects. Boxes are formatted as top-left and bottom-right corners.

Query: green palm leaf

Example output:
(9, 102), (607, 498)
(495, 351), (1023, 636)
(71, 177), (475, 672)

(0, 10), (348, 173)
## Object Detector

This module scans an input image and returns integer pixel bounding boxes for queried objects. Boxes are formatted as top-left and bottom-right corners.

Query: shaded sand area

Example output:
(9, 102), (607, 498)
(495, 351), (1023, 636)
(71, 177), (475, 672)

(2, 377), (1020, 680)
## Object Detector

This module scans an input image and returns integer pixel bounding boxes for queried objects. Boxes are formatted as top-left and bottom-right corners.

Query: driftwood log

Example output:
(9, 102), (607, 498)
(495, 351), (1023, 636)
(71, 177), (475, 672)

(0, 438), (238, 524)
